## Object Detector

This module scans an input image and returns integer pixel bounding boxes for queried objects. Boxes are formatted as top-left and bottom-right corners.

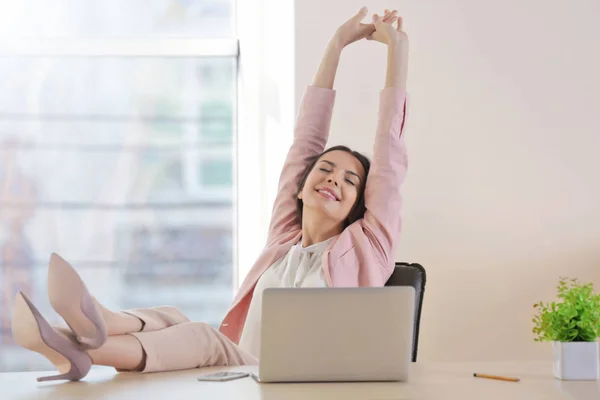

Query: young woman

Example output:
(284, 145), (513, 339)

(11, 8), (409, 381)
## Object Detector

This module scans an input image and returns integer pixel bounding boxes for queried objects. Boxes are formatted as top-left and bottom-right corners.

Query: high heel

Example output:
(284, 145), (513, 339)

(48, 253), (107, 349)
(11, 292), (92, 382)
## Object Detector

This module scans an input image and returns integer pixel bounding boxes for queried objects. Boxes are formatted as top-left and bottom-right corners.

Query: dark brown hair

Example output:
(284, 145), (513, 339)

(296, 145), (371, 228)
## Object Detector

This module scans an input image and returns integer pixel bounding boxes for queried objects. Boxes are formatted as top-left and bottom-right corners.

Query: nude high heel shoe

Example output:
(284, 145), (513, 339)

(48, 253), (107, 349)
(11, 292), (92, 382)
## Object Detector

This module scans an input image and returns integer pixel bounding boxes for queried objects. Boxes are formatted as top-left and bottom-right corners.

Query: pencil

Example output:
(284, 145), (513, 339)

(473, 373), (520, 382)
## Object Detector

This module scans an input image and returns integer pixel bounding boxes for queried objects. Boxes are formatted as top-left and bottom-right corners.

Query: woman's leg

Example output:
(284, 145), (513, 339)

(94, 300), (143, 336)
(87, 334), (147, 371)
(95, 300), (190, 336)
(88, 322), (257, 373)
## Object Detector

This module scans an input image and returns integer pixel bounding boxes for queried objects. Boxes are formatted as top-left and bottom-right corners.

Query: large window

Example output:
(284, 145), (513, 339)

(0, 1), (237, 372)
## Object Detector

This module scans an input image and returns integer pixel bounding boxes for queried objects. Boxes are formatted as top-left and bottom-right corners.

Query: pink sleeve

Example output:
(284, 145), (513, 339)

(361, 87), (408, 271)
(266, 85), (336, 245)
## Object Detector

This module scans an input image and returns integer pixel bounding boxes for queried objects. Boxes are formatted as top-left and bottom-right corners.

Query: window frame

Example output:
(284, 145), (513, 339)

(0, 38), (238, 57)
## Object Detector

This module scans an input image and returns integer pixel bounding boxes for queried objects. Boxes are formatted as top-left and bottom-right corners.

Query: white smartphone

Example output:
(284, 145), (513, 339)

(196, 372), (250, 382)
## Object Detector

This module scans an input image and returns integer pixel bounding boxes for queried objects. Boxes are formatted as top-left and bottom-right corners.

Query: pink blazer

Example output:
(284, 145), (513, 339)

(219, 85), (408, 344)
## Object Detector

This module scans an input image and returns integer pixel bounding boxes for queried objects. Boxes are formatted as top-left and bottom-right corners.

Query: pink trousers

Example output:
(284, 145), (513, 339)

(120, 306), (257, 373)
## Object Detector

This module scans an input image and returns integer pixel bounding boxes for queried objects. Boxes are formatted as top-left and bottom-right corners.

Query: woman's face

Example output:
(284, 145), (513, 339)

(298, 150), (366, 224)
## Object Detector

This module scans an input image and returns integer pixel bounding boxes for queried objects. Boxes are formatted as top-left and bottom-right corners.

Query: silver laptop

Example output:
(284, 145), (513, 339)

(255, 286), (415, 383)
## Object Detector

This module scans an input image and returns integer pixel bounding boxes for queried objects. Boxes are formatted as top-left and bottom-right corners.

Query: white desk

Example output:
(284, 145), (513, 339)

(1, 362), (599, 400)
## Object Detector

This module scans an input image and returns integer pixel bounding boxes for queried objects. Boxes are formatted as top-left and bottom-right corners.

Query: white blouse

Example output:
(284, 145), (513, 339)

(238, 238), (332, 358)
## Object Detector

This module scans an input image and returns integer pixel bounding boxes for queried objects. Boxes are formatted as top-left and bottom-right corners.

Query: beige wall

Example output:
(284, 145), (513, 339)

(295, 0), (600, 362)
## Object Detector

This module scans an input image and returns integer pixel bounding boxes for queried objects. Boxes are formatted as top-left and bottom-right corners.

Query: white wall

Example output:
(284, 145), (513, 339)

(294, 0), (600, 362)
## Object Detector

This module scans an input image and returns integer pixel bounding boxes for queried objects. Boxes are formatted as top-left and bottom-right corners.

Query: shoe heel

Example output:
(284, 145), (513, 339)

(37, 369), (84, 382)
(12, 292), (92, 382)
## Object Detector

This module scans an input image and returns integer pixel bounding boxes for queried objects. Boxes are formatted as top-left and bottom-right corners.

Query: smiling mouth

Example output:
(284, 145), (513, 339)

(315, 189), (339, 201)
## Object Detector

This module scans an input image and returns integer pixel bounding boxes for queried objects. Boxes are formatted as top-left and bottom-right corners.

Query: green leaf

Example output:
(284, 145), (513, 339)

(532, 277), (600, 343)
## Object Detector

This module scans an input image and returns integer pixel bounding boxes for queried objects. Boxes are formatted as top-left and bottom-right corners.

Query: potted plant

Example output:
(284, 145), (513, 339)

(532, 277), (600, 380)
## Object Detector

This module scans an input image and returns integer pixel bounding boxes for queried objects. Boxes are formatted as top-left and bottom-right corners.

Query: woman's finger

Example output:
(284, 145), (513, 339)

(382, 10), (394, 23)
(354, 6), (368, 21)
(396, 16), (403, 31)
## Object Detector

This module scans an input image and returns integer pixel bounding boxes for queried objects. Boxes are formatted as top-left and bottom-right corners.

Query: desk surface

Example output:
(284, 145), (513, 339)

(1, 362), (599, 400)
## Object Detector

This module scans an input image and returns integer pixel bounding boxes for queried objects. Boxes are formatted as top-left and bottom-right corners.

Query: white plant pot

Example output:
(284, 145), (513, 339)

(553, 341), (599, 380)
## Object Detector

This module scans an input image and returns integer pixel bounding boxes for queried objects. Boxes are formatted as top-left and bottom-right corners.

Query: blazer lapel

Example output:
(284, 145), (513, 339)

(231, 231), (302, 307)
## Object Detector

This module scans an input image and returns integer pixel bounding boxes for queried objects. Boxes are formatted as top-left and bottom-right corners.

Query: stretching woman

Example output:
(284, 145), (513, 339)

(11, 7), (409, 381)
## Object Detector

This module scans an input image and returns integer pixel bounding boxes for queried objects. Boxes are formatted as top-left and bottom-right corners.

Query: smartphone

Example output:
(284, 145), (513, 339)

(196, 372), (250, 382)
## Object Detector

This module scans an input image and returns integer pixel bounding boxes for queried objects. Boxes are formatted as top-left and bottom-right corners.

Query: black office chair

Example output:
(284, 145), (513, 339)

(385, 262), (426, 362)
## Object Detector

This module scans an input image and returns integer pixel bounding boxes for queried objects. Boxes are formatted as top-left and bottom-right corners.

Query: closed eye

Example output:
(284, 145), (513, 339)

(345, 178), (356, 186)
(319, 168), (332, 173)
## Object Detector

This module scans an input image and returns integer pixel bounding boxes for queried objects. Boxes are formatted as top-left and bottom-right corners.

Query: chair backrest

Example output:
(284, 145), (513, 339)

(384, 262), (426, 362)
